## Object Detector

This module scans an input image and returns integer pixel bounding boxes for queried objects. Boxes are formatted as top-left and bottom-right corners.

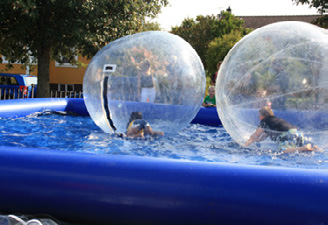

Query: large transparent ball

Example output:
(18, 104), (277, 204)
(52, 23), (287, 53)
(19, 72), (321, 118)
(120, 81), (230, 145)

(216, 21), (328, 148)
(83, 31), (205, 134)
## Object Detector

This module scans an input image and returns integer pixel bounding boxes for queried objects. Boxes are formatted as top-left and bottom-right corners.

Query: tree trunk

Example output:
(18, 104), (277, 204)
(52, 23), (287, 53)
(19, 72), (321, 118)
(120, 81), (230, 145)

(37, 47), (51, 98)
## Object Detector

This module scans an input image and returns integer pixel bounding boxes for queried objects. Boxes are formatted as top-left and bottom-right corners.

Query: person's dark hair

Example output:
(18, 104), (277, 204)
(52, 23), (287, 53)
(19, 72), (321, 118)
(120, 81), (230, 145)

(259, 106), (274, 118)
(127, 112), (143, 128)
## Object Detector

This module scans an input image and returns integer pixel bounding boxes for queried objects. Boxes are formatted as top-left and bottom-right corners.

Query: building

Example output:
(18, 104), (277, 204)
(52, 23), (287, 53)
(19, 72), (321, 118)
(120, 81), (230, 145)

(0, 54), (88, 93)
(237, 15), (322, 29)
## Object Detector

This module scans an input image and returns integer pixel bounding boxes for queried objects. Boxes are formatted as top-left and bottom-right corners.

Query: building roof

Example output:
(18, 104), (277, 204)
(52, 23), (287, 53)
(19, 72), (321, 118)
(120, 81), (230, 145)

(237, 15), (322, 29)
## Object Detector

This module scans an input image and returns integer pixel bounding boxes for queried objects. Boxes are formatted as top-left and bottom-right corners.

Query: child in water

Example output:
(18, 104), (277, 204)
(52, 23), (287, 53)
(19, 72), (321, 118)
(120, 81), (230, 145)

(244, 106), (320, 153)
(126, 112), (164, 138)
(202, 86), (216, 107)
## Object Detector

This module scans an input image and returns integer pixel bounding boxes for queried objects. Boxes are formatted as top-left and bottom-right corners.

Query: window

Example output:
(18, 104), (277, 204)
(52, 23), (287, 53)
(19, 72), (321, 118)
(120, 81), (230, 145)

(0, 76), (18, 85)
(55, 54), (78, 68)
(9, 77), (18, 85)
(58, 84), (74, 92)
(2, 55), (37, 65)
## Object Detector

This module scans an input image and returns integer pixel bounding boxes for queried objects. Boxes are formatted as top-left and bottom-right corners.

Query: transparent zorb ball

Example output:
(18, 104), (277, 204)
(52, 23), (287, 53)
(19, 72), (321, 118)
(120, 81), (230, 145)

(216, 21), (328, 148)
(84, 31), (205, 134)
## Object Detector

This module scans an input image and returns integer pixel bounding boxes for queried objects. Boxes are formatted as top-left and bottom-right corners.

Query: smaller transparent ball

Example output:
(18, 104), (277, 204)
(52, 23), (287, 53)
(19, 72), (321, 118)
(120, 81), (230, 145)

(83, 31), (205, 134)
(216, 21), (328, 148)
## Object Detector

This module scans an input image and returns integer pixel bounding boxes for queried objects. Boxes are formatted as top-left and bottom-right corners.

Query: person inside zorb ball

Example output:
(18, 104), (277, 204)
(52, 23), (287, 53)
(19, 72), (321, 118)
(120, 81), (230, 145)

(216, 21), (328, 152)
(83, 31), (206, 135)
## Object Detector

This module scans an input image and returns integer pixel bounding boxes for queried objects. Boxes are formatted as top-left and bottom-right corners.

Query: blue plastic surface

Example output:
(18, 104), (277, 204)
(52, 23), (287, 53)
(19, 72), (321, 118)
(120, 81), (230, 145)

(0, 98), (222, 126)
(0, 98), (68, 117)
(191, 106), (222, 126)
(0, 98), (327, 225)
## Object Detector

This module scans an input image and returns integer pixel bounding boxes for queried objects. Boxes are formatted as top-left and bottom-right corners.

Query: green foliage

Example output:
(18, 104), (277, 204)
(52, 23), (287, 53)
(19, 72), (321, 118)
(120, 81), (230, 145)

(205, 30), (246, 76)
(292, 0), (327, 14)
(0, 0), (168, 97)
(204, 76), (212, 97)
(140, 21), (162, 31)
(170, 11), (248, 71)
(312, 15), (328, 28)
(292, 0), (328, 28)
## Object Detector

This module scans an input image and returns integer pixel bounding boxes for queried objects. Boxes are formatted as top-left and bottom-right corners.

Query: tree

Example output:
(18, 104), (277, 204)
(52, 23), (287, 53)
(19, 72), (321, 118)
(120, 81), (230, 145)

(292, 0), (328, 28)
(292, 0), (326, 14)
(312, 15), (328, 28)
(140, 21), (162, 31)
(0, 0), (168, 97)
(170, 11), (248, 72)
(206, 30), (246, 77)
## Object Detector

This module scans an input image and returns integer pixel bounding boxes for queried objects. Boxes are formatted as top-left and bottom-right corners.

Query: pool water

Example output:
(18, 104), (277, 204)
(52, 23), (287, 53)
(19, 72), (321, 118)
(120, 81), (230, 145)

(0, 112), (327, 169)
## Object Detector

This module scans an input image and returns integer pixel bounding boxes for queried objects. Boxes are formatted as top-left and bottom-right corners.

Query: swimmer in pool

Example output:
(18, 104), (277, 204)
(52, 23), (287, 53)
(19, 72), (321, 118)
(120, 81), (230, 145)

(126, 112), (164, 138)
(243, 106), (321, 153)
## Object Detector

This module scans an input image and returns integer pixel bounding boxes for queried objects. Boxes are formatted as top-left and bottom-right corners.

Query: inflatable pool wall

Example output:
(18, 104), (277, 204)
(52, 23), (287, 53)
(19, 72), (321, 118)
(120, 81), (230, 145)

(0, 98), (327, 225)
(0, 98), (221, 126)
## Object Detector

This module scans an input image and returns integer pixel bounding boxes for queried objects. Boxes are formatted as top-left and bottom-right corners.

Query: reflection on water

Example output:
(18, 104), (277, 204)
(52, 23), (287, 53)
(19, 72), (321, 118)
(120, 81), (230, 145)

(0, 112), (326, 169)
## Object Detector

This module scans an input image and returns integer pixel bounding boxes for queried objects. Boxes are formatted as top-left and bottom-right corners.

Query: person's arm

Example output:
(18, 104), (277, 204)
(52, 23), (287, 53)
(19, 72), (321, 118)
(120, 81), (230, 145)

(283, 143), (314, 153)
(202, 97), (207, 107)
(243, 128), (264, 147)
(152, 131), (164, 137)
(256, 132), (268, 142)
(144, 125), (164, 137)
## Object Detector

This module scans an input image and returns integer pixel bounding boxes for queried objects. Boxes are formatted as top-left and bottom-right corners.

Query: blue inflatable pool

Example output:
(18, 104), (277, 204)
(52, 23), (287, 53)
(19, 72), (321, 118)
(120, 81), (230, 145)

(0, 98), (327, 225)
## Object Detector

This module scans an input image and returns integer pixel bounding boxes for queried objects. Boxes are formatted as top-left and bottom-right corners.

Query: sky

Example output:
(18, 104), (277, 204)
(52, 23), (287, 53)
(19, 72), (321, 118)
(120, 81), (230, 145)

(152, 0), (319, 31)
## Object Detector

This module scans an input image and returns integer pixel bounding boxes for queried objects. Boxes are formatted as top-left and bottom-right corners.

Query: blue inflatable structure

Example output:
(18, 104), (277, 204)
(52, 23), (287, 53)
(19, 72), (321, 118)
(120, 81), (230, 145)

(0, 98), (327, 225)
